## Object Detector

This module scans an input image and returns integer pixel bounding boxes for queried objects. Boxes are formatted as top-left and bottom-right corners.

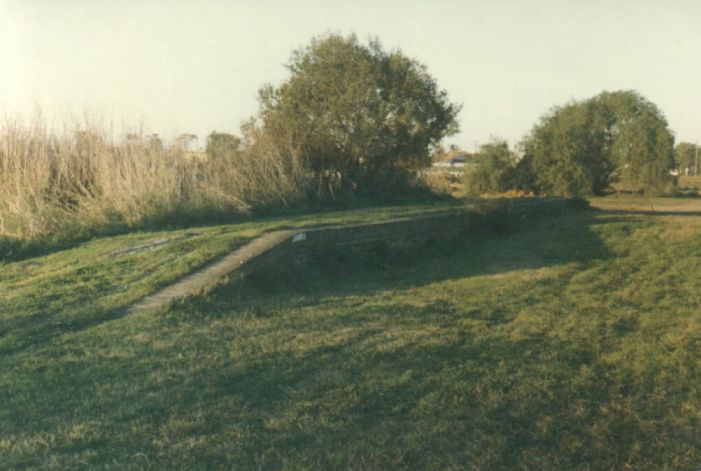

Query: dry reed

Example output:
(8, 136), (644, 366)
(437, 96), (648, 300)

(0, 114), (310, 242)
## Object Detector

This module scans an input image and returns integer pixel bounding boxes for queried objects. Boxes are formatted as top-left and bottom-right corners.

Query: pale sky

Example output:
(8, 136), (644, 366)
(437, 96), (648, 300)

(1, 0), (700, 150)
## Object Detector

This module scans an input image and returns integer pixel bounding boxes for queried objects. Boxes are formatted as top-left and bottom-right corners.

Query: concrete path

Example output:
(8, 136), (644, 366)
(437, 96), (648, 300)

(124, 210), (474, 315)
(123, 199), (568, 315)
(125, 230), (296, 315)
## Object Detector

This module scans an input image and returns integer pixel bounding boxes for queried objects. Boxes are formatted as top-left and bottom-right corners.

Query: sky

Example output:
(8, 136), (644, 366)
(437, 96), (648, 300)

(1, 0), (700, 150)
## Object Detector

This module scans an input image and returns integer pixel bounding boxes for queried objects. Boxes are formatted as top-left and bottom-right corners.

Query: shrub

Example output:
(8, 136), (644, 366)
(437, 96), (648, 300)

(520, 90), (675, 196)
(464, 139), (517, 195)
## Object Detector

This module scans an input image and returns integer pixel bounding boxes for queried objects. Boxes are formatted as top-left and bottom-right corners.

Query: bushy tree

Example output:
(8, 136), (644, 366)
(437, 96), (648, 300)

(611, 108), (675, 193)
(520, 90), (675, 196)
(257, 34), (461, 198)
(521, 101), (605, 195)
(464, 139), (517, 194)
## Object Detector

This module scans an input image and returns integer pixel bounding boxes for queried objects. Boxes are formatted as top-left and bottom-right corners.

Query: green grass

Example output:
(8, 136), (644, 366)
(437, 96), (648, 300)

(2, 199), (701, 469)
(0, 202), (465, 357)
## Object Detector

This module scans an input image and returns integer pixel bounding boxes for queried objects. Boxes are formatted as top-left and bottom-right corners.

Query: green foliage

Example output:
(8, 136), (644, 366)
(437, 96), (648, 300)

(520, 90), (675, 196)
(523, 101), (607, 195)
(430, 143), (448, 163)
(258, 34), (461, 198)
(612, 108), (675, 194)
(206, 132), (241, 161)
(675, 142), (699, 176)
(464, 139), (517, 194)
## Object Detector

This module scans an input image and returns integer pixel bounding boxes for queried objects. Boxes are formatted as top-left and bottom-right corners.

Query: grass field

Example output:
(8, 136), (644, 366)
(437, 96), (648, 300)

(0, 203), (464, 357)
(2, 196), (701, 470)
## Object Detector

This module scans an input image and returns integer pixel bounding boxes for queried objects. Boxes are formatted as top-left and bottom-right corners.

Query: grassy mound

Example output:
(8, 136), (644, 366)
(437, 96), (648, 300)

(2, 198), (701, 470)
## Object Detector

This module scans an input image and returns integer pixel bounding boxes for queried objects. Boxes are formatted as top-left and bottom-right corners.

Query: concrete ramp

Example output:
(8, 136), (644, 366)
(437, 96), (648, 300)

(126, 230), (296, 314)
(125, 199), (568, 314)
(125, 210), (474, 314)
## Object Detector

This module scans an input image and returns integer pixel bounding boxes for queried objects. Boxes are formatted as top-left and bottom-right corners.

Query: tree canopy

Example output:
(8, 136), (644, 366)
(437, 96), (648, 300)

(206, 132), (241, 161)
(464, 139), (517, 194)
(519, 90), (675, 196)
(675, 142), (698, 176)
(257, 34), (461, 197)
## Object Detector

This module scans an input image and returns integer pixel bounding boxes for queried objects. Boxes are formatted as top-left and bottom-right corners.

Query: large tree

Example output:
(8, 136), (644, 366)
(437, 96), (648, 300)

(257, 34), (461, 197)
(520, 90), (675, 196)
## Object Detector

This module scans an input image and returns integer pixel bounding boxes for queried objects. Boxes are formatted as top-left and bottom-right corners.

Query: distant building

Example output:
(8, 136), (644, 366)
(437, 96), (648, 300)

(450, 155), (467, 166)
(176, 134), (199, 152)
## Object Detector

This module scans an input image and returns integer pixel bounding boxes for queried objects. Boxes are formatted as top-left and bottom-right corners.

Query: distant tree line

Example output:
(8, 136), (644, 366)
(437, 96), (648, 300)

(208, 34), (683, 201)
(675, 142), (699, 176)
(466, 90), (677, 196)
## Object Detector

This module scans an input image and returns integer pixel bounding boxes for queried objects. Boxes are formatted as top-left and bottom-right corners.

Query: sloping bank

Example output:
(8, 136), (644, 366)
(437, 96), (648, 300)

(126, 198), (573, 315)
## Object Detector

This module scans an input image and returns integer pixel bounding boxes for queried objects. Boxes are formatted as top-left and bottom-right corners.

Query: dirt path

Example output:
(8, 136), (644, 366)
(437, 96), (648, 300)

(589, 196), (701, 215)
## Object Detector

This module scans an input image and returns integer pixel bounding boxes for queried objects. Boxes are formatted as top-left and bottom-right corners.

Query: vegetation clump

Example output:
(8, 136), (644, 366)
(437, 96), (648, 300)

(675, 141), (699, 177)
(0, 117), (310, 245)
(0, 34), (461, 249)
(516, 90), (675, 196)
(464, 139), (518, 194)
(257, 33), (461, 199)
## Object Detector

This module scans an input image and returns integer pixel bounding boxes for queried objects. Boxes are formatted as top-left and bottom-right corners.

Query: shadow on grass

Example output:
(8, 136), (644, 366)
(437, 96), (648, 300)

(0, 203), (605, 359)
(0, 199), (551, 357)
(121, 206), (693, 469)
(192, 204), (612, 311)
(6, 204), (698, 470)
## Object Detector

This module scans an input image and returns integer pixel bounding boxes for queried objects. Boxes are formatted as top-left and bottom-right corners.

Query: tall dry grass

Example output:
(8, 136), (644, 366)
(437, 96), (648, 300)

(0, 114), (311, 243)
